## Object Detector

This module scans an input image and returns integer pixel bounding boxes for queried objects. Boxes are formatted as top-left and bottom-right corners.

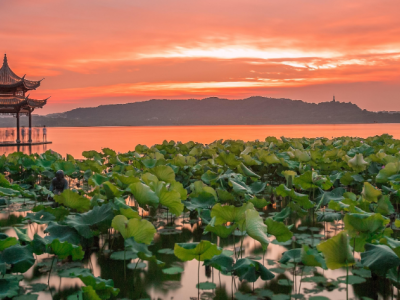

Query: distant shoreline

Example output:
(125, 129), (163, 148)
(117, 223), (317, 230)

(1, 96), (399, 127)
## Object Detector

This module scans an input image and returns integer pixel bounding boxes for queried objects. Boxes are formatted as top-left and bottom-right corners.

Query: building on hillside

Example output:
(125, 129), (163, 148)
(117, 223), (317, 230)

(0, 54), (49, 143)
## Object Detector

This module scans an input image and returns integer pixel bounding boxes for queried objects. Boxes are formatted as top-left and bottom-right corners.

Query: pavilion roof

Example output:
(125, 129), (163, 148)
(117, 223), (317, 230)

(0, 54), (42, 90)
(0, 95), (49, 114)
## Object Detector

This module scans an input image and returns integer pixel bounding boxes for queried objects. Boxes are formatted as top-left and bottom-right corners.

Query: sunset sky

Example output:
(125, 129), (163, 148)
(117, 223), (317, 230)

(1, 0), (399, 114)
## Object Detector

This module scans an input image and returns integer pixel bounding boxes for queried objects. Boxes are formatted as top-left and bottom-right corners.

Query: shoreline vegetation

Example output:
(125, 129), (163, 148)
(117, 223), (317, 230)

(0, 96), (399, 127)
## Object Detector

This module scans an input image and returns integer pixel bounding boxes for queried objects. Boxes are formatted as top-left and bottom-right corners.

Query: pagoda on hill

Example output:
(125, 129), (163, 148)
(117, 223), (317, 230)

(0, 54), (49, 143)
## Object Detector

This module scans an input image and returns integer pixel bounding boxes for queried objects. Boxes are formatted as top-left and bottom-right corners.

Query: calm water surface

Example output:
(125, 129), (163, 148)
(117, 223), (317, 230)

(1, 124), (399, 158)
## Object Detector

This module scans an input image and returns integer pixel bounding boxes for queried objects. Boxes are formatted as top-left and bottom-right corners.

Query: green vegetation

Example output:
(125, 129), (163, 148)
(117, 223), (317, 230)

(2, 135), (400, 299)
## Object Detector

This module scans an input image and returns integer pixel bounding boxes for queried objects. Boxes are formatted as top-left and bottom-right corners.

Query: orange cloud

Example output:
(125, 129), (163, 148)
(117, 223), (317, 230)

(1, 0), (400, 114)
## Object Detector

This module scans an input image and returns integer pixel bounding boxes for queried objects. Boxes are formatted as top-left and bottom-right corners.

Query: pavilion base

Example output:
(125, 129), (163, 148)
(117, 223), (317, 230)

(0, 141), (52, 147)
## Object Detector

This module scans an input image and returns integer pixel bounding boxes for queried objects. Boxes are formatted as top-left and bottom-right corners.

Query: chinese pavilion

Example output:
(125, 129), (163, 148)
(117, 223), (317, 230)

(0, 54), (49, 143)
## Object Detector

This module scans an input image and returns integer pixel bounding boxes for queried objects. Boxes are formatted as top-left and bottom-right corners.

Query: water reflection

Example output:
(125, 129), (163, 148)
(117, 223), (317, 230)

(2, 199), (396, 300)
(1, 123), (399, 158)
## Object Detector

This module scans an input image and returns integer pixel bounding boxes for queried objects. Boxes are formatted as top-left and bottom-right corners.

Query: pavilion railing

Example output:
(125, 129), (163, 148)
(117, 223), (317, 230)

(0, 127), (47, 144)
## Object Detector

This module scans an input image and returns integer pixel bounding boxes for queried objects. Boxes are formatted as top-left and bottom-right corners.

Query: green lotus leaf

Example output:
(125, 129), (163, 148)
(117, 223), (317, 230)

(150, 165), (175, 183)
(43, 223), (81, 248)
(347, 154), (369, 173)
(201, 170), (219, 185)
(361, 182), (382, 203)
(81, 285), (101, 300)
(379, 237), (400, 258)
(135, 144), (149, 153)
(301, 245), (327, 269)
(49, 239), (85, 260)
(294, 171), (333, 191)
(337, 275), (366, 285)
(124, 237), (152, 257)
(170, 181), (187, 200)
(141, 173), (159, 186)
(174, 240), (222, 261)
(112, 174), (140, 189)
(241, 154), (261, 166)
(157, 184), (184, 216)
(196, 281), (217, 290)
(64, 204), (114, 239)
(0, 277), (20, 298)
(316, 188), (346, 208)
(316, 231), (355, 270)
(294, 149), (311, 162)
(171, 154), (197, 167)
(0, 236), (18, 251)
(215, 151), (241, 168)
(54, 190), (91, 212)
(238, 163), (260, 178)
(111, 215), (156, 244)
(162, 266), (184, 274)
(101, 182), (123, 199)
(58, 267), (92, 278)
(88, 174), (109, 187)
(265, 218), (293, 242)
(109, 251), (137, 260)
(32, 205), (70, 221)
(110, 197), (141, 219)
(191, 181), (217, 201)
(248, 197), (270, 209)
(52, 160), (76, 176)
(375, 195), (395, 215)
(361, 243), (400, 276)
(279, 248), (301, 264)
(203, 254), (234, 273)
(258, 152), (281, 164)
(82, 150), (103, 160)
(78, 273), (119, 300)
(216, 188), (235, 203)
(344, 213), (387, 237)
(13, 227), (31, 243)
(245, 209), (269, 250)
(281, 170), (296, 186)
(376, 162), (400, 183)
(185, 192), (216, 211)
(272, 207), (291, 222)
(275, 184), (314, 209)
(204, 217), (237, 238)
(127, 182), (159, 207)
(0, 187), (20, 197)
(211, 202), (254, 225)
(0, 244), (35, 273)
(233, 258), (275, 282)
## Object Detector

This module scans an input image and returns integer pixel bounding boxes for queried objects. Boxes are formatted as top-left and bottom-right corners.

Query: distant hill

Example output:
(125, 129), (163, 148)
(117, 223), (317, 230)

(1, 96), (399, 127)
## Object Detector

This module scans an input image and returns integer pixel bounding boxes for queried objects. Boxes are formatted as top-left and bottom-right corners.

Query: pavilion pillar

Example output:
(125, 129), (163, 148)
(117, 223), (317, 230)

(16, 110), (21, 144)
(28, 109), (32, 143)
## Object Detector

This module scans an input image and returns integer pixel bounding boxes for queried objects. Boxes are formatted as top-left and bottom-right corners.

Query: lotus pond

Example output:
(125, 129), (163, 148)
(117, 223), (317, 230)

(2, 135), (400, 300)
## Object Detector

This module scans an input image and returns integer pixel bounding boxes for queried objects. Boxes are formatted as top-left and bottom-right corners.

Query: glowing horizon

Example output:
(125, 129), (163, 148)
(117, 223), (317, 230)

(1, 0), (399, 114)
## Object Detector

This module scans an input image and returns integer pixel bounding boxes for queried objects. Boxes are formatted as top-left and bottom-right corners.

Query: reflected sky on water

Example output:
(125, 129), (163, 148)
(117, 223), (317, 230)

(0, 123), (400, 158)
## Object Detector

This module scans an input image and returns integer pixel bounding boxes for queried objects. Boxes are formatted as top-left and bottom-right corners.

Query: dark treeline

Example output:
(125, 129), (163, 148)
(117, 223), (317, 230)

(0, 96), (398, 127)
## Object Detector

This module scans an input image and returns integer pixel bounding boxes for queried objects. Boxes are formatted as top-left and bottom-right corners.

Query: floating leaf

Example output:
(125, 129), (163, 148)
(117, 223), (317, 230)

(162, 266), (184, 274)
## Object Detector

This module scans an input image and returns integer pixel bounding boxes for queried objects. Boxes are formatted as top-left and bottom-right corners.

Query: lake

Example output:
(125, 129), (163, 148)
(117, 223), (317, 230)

(1, 123), (399, 158)
(1, 124), (397, 300)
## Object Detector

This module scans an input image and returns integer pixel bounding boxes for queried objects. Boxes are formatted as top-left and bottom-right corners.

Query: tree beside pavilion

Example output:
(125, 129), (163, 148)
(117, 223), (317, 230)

(0, 54), (49, 143)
